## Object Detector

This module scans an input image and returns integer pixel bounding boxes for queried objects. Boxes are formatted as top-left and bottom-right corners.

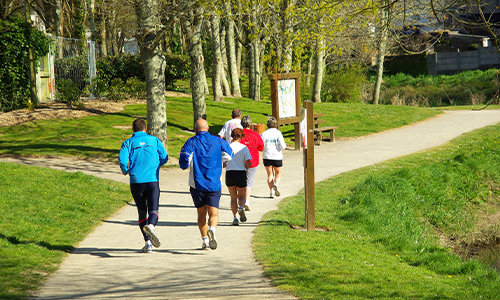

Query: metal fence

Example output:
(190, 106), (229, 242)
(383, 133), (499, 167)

(47, 36), (97, 99)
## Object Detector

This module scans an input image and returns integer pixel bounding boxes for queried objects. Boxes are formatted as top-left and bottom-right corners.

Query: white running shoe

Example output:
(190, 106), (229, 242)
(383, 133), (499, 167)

(143, 224), (161, 248)
(207, 228), (217, 250)
(238, 206), (247, 222)
(273, 184), (280, 197)
(142, 243), (153, 253)
(270, 190), (275, 198)
(202, 243), (210, 250)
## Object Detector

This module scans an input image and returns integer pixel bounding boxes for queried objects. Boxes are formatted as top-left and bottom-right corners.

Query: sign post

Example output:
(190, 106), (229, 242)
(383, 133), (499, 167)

(303, 100), (315, 231)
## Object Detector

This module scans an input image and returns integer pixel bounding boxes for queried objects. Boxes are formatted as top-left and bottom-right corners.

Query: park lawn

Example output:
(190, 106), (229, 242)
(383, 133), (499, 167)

(0, 96), (441, 162)
(254, 123), (500, 299)
(0, 162), (130, 299)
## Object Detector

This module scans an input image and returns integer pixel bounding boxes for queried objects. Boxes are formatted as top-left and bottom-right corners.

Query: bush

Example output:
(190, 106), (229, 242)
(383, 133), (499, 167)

(164, 54), (190, 90)
(55, 78), (82, 107)
(0, 16), (51, 112)
(108, 78), (125, 100)
(54, 55), (89, 91)
(322, 64), (367, 103)
(384, 54), (428, 77)
(125, 77), (146, 99)
(87, 75), (108, 98)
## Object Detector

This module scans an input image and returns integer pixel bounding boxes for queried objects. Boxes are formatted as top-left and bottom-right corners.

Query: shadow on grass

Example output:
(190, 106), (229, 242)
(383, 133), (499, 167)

(0, 233), (74, 253)
(258, 219), (294, 229)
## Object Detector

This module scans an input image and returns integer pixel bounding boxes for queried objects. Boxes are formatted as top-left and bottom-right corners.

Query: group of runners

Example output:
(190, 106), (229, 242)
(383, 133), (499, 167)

(118, 110), (286, 252)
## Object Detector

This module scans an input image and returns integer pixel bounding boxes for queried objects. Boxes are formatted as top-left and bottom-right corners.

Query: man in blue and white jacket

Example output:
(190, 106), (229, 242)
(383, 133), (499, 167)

(180, 118), (233, 250)
(119, 118), (168, 253)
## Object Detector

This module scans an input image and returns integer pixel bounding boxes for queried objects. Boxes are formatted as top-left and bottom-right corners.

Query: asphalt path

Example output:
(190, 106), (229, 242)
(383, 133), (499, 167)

(2, 109), (500, 300)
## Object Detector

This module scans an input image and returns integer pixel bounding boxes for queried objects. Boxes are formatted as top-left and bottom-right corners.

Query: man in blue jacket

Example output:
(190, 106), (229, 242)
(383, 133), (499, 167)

(180, 118), (233, 250)
(119, 118), (168, 253)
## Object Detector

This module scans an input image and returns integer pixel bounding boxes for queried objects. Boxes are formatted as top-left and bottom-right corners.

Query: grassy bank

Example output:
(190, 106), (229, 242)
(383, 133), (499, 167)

(0, 163), (130, 299)
(254, 123), (500, 299)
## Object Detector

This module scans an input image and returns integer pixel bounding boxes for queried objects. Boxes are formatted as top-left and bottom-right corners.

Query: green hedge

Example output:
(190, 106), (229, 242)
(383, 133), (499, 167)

(0, 17), (50, 112)
(384, 54), (428, 77)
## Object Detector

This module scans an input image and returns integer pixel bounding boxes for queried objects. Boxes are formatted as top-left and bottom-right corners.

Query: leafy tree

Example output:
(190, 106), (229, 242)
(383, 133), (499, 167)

(0, 16), (50, 112)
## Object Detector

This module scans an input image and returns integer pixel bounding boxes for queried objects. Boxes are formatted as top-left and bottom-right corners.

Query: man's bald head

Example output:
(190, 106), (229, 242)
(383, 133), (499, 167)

(195, 118), (209, 133)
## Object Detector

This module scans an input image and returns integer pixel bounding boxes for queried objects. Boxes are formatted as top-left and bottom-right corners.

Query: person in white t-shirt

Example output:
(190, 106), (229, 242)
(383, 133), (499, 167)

(218, 109), (243, 142)
(261, 116), (286, 198)
(224, 128), (252, 225)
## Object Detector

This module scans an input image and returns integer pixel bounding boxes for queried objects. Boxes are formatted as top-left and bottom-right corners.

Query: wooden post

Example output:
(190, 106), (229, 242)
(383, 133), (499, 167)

(304, 100), (315, 231)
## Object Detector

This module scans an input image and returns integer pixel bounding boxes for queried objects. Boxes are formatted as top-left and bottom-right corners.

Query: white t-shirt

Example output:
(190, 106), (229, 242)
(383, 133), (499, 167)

(261, 128), (286, 160)
(218, 119), (242, 142)
(226, 142), (251, 171)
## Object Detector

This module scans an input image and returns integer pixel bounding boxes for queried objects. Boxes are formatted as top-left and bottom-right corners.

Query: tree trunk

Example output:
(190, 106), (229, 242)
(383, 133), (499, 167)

(220, 25), (231, 96)
(54, 0), (63, 57)
(312, 37), (325, 103)
(224, 0), (242, 97)
(207, 14), (223, 101)
(306, 52), (313, 87)
(98, 14), (107, 56)
(372, 0), (390, 105)
(235, 0), (242, 76)
(280, 0), (293, 72)
(184, 8), (207, 123)
(135, 0), (167, 148)
(252, 39), (261, 101)
(88, 0), (96, 41)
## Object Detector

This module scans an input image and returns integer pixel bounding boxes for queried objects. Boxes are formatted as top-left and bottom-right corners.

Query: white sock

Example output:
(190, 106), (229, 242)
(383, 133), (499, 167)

(202, 236), (209, 244)
(146, 240), (152, 246)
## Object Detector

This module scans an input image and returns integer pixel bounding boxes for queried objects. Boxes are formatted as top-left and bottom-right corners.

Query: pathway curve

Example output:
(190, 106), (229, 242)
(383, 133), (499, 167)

(2, 109), (500, 300)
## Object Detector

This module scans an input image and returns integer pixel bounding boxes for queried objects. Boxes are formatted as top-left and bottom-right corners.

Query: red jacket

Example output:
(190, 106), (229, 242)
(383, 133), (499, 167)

(240, 128), (264, 168)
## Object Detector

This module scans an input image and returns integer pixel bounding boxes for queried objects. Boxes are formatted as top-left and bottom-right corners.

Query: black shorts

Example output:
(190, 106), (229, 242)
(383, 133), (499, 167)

(263, 159), (283, 167)
(225, 170), (247, 188)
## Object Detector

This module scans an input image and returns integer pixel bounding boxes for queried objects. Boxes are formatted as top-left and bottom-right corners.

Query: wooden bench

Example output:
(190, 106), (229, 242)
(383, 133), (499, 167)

(313, 113), (338, 145)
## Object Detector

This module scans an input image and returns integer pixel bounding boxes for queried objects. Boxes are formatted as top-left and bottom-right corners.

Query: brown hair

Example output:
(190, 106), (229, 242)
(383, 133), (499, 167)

(133, 118), (146, 132)
(231, 128), (245, 140)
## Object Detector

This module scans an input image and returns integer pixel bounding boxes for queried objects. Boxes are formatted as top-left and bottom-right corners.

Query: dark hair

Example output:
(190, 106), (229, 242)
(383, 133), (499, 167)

(267, 116), (278, 129)
(133, 118), (147, 132)
(231, 128), (245, 140)
(241, 115), (252, 128)
(232, 109), (242, 118)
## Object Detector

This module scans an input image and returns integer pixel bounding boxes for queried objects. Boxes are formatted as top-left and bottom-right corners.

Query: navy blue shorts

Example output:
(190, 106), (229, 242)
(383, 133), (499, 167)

(190, 187), (221, 208)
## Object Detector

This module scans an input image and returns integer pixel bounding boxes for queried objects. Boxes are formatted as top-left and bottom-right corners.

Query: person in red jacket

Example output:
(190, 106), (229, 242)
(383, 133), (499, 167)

(239, 115), (264, 211)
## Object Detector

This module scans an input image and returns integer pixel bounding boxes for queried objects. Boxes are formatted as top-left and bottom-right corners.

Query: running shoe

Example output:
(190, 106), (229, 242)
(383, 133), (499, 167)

(142, 243), (153, 253)
(238, 206), (247, 222)
(233, 218), (239, 226)
(202, 243), (210, 250)
(207, 228), (217, 250)
(273, 184), (280, 197)
(143, 224), (161, 248)
(270, 190), (275, 198)
(243, 203), (251, 211)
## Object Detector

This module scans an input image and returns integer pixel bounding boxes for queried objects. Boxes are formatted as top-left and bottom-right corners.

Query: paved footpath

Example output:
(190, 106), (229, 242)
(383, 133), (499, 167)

(2, 110), (500, 300)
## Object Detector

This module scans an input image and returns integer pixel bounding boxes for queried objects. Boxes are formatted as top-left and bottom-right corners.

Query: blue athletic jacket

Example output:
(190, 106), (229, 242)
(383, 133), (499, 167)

(179, 131), (233, 192)
(119, 131), (169, 184)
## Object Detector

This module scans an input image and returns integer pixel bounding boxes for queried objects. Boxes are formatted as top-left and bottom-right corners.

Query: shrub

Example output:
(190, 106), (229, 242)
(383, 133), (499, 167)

(384, 54), (428, 77)
(322, 64), (367, 103)
(87, 75), (108, 98)
(108, 78), (125, 100)
(125, 77), (146, 99)
(164, 54), (190, 89)
(55, 78), (82, 107)
(0, 16), (51, 112)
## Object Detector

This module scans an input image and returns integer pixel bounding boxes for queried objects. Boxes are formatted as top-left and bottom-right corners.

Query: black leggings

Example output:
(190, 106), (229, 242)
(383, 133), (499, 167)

(130, 182), (160, 241)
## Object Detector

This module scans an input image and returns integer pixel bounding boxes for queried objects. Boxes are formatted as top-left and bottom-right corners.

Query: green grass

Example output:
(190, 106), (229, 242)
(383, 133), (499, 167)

(0, 97), (441, 161)
(254, 124), (500, 299)
(0, 163), (130, 299)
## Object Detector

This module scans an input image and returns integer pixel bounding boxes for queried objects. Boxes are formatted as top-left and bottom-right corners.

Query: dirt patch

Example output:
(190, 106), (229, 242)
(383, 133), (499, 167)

(0, 91), (190, 127)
